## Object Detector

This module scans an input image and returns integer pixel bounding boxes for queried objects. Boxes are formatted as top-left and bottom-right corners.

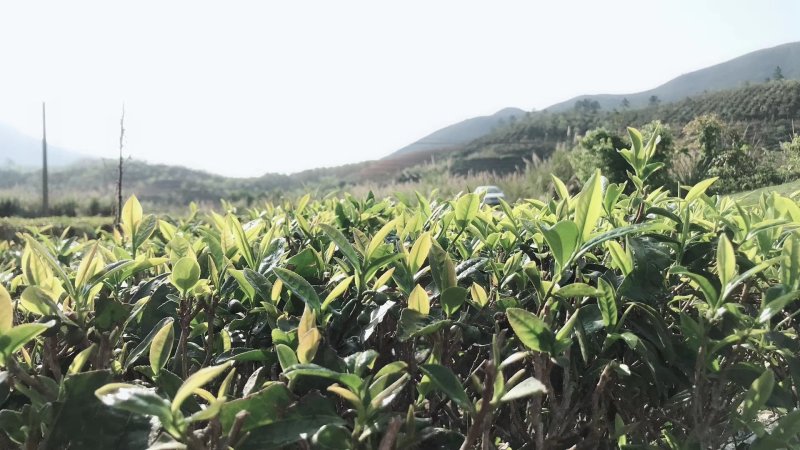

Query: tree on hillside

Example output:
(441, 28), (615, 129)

(648, 95), (661, 107)
(781, 133), (800, 175)
(621, 97), (630, 109)
(574, 99), (601, 114)
(774, 65), (785, 81)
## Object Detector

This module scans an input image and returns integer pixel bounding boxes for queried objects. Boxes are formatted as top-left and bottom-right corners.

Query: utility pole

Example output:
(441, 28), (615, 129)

(42, 102), (49, 215)
(115, 104), (125, 225)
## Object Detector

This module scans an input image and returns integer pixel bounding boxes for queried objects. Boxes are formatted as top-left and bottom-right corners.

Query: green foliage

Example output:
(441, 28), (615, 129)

(1, 129), (800, 449)
(570, 127), (629, 183)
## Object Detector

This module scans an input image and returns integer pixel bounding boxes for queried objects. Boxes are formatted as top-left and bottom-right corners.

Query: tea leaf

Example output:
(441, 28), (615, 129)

(597, 278), (617, 328)
(419, 364), (474, 414)
(540, 220), (579, 273)
(717, 234), (736, 289)
(455, 193), (480, 228)
(274, 267), (321, 313)
(574, 169), (604, 243)
(319, 223), (360, 269)
(0, 284), (13, 333)
(172, 362), (232, 413)
(441, 286), (467, 317)
(408, 284), (430, 315)
(740, 369), (775, 423)
(500, 377), (547, 402)
(506, 308), (554, 354)
(0, 321), (55, 364)
(470, 282), (489, 308)
(149, 319), (175, 377)
(170, 256), (201, 294)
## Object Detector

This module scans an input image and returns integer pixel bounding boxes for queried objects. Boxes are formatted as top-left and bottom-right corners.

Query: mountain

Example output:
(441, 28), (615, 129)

(0, 122), (87, 168)
(0, 158), (296, 210)
(385, 107), (527, 158)
(384, 42), (800, 160)
(545, 41), (800, 112)
(450, 79), (800, 175)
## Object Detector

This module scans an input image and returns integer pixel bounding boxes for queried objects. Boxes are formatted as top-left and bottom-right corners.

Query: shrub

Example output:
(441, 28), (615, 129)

(1, 128), (799, 449)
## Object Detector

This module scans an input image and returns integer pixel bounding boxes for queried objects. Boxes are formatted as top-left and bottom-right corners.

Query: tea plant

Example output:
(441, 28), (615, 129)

(1, 127), (799, 449)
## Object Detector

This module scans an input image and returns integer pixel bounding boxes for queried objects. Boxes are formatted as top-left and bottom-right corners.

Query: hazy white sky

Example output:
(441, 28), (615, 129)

(0, 1), (798, 177)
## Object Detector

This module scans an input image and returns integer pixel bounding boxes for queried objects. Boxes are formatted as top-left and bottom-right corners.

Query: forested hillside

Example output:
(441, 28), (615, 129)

(385, 107), (526, 158)
(451, 80), (800, 175)
(0, 160), (296, 213)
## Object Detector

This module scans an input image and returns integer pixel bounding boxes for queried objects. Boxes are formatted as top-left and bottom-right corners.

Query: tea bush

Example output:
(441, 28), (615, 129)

(1, 127), (800, 449)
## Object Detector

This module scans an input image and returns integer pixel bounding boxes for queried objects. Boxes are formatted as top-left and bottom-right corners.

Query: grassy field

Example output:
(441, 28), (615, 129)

(729, 178), (800, 204)
(0, 215), (111, 241)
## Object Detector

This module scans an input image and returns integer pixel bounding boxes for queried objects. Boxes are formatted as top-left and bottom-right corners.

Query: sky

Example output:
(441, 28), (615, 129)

(0, 1), (799, 177)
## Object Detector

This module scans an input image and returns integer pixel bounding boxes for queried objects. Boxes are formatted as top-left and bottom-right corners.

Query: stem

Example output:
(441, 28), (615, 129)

(459, 360), (496, 450)
(174, 295), (190, 377)
(7, 357), (50, 398)
(203, 297), (218, 367)
(44, 336), (62, 382)
(377, 416), (402, 450)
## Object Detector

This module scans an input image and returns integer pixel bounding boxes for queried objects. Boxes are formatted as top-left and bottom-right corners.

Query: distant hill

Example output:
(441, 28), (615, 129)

(545, 41), (800, 112)
(451, 79), (800, 175)
(385, 107), (527, 158)
(0, 122), (87, 168)
(0, 158), (295, 209)
(384, 42), (800, 161)
(2, 81), (799, 212)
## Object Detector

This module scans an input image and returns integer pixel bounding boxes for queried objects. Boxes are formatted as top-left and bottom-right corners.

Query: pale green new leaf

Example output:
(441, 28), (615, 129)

(366, 219), (397, 261)
(172, 362), (233, 413)
(597, 278), (617, 328)
(150, 319), (175, 377)
(574, 169), (604, 243)
(684, 177), (719, 204)
(408, 284), (430, 315)
(455, 193), (480, 228)
(506, 308), (554, 354)
(717, 234), (736, 289)
(539, 220), (579, 273)
(0, 284), (13, 333)
(170, 256), (201, 294)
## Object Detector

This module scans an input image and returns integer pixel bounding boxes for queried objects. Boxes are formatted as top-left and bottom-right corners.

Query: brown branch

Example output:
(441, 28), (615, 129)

(460, 360), (496, 450)
(378, 416), (403, 450)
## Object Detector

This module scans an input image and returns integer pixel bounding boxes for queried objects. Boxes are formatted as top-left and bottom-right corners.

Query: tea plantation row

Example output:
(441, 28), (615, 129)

(1, 128), (799, 449)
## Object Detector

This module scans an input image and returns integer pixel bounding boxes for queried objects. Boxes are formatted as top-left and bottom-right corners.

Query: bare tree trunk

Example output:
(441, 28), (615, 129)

(41, 102), (48, 216)
(115, 104), (125, 225)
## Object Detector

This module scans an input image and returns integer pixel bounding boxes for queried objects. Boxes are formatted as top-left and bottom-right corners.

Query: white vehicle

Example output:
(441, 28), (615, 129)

(475, 185), (505, 206)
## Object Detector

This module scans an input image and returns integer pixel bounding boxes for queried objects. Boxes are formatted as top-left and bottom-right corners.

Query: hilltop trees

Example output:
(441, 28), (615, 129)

(574, 98), (601, 113)
(774, 65), (785, 81)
